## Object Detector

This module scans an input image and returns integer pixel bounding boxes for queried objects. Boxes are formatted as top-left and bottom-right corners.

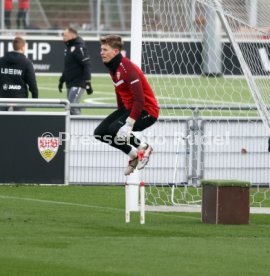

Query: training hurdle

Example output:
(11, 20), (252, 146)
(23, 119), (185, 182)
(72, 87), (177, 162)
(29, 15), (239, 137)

(125, 166), (145, 224)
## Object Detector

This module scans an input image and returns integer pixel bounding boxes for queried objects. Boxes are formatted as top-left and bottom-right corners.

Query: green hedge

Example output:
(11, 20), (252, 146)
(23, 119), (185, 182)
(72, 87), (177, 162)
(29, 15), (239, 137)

(201, 179), (251, 187)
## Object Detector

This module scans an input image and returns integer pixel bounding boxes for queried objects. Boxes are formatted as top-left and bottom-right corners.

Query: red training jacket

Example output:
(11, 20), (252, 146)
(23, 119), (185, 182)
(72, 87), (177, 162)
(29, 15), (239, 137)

(110, 56), (159, 120)
(18, 0), (29, 9)
(5, 0), (13, 10)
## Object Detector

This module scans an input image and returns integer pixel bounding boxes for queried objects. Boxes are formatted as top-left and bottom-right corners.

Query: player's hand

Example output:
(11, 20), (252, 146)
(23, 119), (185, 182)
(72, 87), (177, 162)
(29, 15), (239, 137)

(58, 82), (63, 93)
(85, 81), (93, 95)
(117, 117), (135, 140)
(117, 124), (133, 140)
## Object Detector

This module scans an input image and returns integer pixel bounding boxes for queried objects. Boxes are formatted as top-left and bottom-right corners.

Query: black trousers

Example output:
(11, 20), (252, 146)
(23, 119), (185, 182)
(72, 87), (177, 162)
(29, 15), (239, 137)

(94, 108), (156, 154)
(4, 11), (11, 29)
(17, 9), (28, 29)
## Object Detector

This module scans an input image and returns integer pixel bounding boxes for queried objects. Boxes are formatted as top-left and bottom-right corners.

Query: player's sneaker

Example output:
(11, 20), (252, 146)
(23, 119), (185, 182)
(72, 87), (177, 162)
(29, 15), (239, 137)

(137, 144), (153, 170)
(124, 157), (139, 176)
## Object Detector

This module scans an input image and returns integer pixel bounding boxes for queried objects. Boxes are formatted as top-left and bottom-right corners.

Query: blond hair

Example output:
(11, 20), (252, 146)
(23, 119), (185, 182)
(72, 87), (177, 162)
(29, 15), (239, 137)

(100, 35), (123, 50)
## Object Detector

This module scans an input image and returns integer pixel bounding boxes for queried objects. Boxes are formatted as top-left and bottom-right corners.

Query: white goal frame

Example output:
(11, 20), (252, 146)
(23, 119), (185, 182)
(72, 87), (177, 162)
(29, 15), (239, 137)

(125, 0), (270, 223)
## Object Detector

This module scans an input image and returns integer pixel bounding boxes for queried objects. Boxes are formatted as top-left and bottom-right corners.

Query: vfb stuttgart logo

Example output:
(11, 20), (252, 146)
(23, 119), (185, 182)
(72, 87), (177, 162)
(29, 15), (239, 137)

(38, 132), (59, 162)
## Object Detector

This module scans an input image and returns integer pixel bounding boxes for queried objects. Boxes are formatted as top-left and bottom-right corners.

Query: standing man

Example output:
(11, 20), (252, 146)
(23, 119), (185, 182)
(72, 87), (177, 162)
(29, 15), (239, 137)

(58, 27), (93, 115)
(0, 36), (38, 111)
(94, 35), (159, 175)
(4, 0), (13, 29)
(16, 0), (30, 29)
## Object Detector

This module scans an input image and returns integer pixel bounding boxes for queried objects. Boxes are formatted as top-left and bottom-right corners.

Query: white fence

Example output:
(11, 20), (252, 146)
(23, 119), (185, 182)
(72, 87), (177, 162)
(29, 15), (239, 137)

(69, 116), (270, 186)
(0, 102), (268, 186)
(1, 0), (269, 36)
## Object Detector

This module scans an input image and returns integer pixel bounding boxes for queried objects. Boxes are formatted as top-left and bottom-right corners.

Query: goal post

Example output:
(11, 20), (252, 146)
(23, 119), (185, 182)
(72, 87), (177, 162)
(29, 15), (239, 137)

(213, 0), (270, 132)
(125, 0), (145, 224)
(127, 0), (270, 218)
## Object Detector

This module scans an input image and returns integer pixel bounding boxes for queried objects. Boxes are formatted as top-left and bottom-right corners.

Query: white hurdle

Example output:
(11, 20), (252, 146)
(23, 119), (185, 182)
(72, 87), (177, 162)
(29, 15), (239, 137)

(125, 129), (145, 224)
(125, 178), (145, 224)
(139, 182), (145, 224)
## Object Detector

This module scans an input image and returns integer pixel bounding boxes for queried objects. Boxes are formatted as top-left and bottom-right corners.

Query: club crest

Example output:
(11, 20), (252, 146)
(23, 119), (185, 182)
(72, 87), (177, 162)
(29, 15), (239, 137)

(116, 71), (121, 80)
(38, 132), (59, 162)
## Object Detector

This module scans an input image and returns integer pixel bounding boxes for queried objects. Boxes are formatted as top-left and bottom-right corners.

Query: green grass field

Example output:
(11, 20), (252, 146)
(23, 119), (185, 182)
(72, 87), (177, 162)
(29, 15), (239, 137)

(1, 185), (270, 276)
(36, 75), (116, 115)
(1, 76), (269, 275)
(36, 75), (259, 117)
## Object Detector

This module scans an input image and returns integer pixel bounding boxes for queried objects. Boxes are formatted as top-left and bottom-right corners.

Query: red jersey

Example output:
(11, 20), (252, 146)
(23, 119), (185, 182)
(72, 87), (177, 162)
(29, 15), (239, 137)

(5, 0), (13, 10)
(18, 0), (29, 9)
(110, 56), (159, 120)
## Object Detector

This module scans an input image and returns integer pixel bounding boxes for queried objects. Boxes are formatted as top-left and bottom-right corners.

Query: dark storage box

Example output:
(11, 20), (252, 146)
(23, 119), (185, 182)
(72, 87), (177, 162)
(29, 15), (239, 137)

(201, 180), (250, 224)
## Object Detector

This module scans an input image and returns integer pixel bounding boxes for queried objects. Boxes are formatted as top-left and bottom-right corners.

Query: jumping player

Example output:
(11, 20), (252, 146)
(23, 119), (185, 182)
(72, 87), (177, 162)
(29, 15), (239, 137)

(94, 35), (159, 175)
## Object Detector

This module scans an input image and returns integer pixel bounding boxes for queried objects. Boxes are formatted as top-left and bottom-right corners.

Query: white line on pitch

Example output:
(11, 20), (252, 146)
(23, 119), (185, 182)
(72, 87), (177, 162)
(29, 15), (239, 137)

(38, 87), (111, 95)
(0, 195), (200, 220)
(0, 195), (122, 212)
(156, 96), (253, 105)
(84, 97), (115, 104)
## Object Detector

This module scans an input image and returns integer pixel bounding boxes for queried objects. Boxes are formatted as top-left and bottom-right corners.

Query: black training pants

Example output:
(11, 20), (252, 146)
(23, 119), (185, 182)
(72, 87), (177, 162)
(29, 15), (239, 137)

(94, 108), (156, 154)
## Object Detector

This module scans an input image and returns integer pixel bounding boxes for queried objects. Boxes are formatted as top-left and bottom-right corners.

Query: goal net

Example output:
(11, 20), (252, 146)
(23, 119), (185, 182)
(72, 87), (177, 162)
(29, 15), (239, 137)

(138, 0), (270, 213)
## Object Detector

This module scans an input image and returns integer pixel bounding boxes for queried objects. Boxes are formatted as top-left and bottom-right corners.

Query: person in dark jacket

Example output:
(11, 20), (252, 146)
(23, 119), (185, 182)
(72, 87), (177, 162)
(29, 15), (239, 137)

(0, 36), (38, 111)
(58, 27), (93, 115)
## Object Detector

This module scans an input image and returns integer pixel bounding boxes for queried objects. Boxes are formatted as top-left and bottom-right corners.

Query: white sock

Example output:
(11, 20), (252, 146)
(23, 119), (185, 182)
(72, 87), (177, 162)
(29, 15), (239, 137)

(138, 142), (148, 151)
(128, 147), (138, 159)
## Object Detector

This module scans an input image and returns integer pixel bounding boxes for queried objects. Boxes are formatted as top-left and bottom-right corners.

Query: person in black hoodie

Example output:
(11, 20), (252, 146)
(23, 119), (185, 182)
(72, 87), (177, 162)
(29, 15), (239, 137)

(58, 27), (93, 115)
(0, 36), (38, 111)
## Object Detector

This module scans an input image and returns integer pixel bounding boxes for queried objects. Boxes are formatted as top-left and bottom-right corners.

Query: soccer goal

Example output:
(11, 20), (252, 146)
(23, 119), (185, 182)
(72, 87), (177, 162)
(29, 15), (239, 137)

(126, 0), (270, 220)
